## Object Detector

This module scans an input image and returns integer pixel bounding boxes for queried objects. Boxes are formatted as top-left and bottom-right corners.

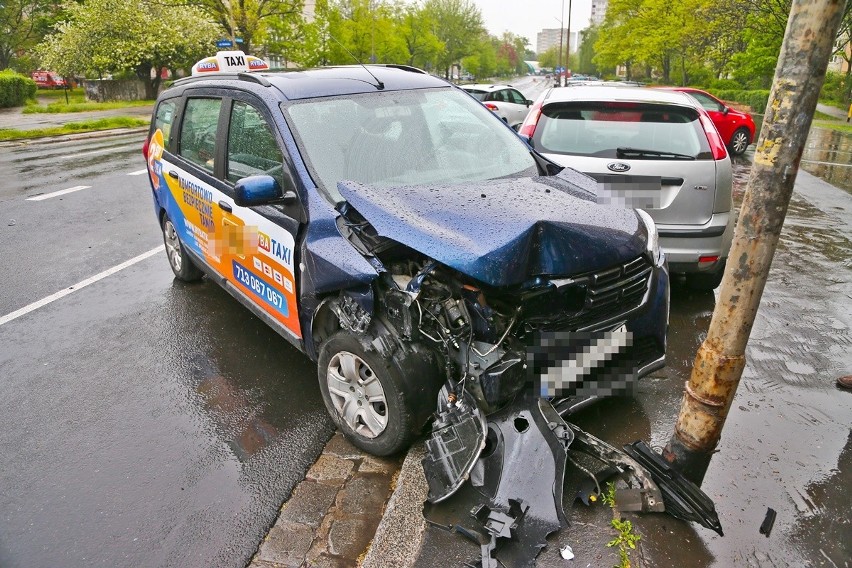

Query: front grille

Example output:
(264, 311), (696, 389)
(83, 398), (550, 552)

(522, 255), (653, 331)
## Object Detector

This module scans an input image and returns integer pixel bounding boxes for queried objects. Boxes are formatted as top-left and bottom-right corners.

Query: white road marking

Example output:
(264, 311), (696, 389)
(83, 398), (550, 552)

(0, 247), (161, 327)
(127, 169), (148, 176)
(26, 185), (91, 201)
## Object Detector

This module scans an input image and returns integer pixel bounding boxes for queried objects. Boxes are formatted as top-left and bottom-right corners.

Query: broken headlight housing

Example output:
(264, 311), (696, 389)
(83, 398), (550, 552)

(637, 209), (662, 265)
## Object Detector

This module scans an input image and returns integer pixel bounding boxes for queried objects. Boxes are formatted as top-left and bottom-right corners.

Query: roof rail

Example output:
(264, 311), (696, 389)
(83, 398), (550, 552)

(380, 64), (427, 75)
(170, 73), (272, 88)
(237, 72), (272, 87)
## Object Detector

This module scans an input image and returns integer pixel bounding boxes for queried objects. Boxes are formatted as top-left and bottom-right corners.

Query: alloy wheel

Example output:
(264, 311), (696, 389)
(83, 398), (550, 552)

(163, 219), (183, 273)
(732, 130), (749, 155)
(326, 351), (388, 438)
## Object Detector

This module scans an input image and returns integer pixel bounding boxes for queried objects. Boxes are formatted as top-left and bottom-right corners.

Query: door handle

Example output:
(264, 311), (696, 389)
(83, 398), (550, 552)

(218, 200), (232, 213)
(167, 170), (179, 179)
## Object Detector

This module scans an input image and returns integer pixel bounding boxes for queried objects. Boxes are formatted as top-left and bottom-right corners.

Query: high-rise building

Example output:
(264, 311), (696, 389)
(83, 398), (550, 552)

(591, 0), (609, 25)
(536, 29), (579, 56)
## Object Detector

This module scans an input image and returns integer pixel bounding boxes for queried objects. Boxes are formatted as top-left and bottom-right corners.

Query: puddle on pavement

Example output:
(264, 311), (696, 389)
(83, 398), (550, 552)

(751, 115), (852, 194)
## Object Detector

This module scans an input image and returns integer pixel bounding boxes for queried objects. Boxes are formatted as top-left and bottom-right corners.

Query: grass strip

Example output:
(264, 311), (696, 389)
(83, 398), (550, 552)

(812, 120), (852, 134)
(24, 99), (154, 114)
(0, 117), (149, 141)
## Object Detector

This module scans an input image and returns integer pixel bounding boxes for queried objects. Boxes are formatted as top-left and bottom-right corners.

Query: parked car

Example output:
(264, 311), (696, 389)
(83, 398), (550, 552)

(143, 52), (669, 457)
(31, 70), (66, 89)
(519, 86), (733, 290)
(461, 84), (533, 130)
(662, 87), (756, 156)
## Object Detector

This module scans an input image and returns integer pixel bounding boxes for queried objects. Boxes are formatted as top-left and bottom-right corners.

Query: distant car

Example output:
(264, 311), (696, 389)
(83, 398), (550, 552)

(663, 87), (756, 156)
(520, 85), (734, 290)
(31, 71), (66, 89)
(461, 84), (533, 130)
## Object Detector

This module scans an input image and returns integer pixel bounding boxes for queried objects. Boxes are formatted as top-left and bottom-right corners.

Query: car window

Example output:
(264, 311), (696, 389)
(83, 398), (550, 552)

(507, 89), (526, 105)
(689, 91), (724, 112)
(463, 89), (487, 101)
(534, 102), (711, 160)
(226, 101), (284, 185)
(284, 87), (537, 201)
(179, 98), (222, 173)
(154, 100), (176, 148)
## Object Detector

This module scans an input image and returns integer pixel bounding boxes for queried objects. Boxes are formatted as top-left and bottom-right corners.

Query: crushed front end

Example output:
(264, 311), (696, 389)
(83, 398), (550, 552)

(332, 174), (670, 565)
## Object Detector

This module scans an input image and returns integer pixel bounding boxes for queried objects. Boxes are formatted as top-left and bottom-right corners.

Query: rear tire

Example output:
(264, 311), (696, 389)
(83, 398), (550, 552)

(161, 214), (204, 282)
(730, 128), (750, 156)
(318, 330), (419, 456)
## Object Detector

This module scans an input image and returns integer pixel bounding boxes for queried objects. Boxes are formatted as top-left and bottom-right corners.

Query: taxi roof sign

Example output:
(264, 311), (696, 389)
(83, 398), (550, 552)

(191, 51), (269, 76)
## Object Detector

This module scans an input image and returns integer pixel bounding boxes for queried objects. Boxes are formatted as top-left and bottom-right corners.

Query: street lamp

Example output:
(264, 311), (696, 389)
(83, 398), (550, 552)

(558, 0), (564, 87)
(566, 0), (572, 81)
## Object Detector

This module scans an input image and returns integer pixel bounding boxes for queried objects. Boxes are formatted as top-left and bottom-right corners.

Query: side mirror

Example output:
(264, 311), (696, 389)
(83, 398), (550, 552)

(235, 175), (296, 207)
(526, 99), (533, 107)
(722, 106), (730, 115)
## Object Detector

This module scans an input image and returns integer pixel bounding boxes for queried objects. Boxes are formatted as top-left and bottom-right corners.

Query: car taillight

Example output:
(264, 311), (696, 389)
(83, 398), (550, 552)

(484, 102), (499, 111)
(518, 100), (543, 138)
(142, 136), (149, 160)
(699, 113), (728, 160)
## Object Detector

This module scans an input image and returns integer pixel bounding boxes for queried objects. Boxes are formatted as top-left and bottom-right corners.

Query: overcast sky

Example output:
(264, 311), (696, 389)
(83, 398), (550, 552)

(470, 0), (593, 52)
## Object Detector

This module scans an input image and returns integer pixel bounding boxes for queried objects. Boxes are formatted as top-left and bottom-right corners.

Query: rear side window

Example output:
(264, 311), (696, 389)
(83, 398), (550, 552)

(154, 100), (176, 148)
(688, 91), (724, 113)
(464, 89), (486, 101)
(179, 98), (222, 173)
(507, 90), (526, 105)
(534, 102), (712, 160)
(226, 101), (284, 185)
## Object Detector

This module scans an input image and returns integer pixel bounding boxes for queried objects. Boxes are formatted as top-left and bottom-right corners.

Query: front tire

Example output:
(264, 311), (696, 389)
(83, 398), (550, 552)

(317, 330), (429, 456)
(730, 128), (750, 156)
(161, 214), (203, 282)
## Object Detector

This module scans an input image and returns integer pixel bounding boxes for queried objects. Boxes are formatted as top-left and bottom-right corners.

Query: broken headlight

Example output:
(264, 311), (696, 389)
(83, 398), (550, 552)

(637, 209), (662, 265)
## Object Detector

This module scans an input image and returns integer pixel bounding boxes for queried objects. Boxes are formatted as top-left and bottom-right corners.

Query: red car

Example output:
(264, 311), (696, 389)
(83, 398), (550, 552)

(661, 87), (756, 156)
(31, 70), (67, 90)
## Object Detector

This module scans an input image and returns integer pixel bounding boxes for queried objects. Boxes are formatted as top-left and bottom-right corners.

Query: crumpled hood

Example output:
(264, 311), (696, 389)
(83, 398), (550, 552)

(338, 171), (646, 287)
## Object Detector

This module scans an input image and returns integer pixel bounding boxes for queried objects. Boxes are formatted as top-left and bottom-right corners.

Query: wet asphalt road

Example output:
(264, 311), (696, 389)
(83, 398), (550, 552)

(0, 134), (335, 567)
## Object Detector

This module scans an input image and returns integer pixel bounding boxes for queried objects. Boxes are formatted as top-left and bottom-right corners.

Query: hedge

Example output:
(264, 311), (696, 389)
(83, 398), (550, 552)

(0, 70), (37, 108)
(711, 89), (772, 114)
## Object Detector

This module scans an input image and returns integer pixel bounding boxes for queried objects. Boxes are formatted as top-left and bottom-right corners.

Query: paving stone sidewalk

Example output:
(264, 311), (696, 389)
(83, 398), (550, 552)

(249, 433), (403, 568)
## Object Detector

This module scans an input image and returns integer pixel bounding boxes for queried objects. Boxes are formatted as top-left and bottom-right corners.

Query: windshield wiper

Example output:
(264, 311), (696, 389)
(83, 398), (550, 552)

(617, 147), (695, 160)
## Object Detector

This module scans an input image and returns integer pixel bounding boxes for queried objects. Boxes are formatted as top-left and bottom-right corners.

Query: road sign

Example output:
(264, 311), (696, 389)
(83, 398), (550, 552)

(217, 39), (234, 48)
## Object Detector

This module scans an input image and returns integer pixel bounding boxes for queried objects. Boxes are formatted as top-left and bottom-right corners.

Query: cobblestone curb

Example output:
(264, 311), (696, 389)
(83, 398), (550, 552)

(249, 432), (402, 568)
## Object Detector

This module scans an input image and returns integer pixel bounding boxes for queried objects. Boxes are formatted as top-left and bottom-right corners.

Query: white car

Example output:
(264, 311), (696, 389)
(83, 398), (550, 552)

(462, 84), (533, 130)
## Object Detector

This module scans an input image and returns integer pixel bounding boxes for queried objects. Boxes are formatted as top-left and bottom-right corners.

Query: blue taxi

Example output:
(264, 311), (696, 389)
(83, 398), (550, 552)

(143, 52), (669, 456)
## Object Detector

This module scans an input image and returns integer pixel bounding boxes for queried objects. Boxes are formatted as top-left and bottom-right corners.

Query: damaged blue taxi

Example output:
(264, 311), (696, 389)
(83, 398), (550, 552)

(143, 52), (669, 461)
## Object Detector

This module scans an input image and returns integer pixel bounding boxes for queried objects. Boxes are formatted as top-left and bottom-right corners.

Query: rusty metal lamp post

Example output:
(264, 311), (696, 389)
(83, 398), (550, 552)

(663, 0), (849, 483)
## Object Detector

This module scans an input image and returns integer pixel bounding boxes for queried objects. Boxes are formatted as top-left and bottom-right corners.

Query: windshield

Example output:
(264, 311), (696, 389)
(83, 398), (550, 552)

(533, 102), (712, 160)
(284, 87), (537, 202)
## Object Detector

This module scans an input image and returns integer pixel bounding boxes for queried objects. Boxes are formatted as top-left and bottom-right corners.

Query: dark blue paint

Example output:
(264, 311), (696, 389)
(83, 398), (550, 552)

(337, 176), (647, 287)
(235, 175), (281, 206)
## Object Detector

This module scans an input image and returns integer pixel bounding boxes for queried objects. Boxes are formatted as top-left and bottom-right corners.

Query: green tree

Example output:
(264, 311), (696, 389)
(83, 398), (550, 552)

(576, 26), (599, 75)
(460, 32), (495, 78)
(396, 3), (444, 69)
(0, 0), (59, 71)
(538, 46), (558, 69)
(424, 0), (484, 78)
(38, 0), (220, 99)
(190, 0), (302, 54)
(324, 0), (408, 65)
